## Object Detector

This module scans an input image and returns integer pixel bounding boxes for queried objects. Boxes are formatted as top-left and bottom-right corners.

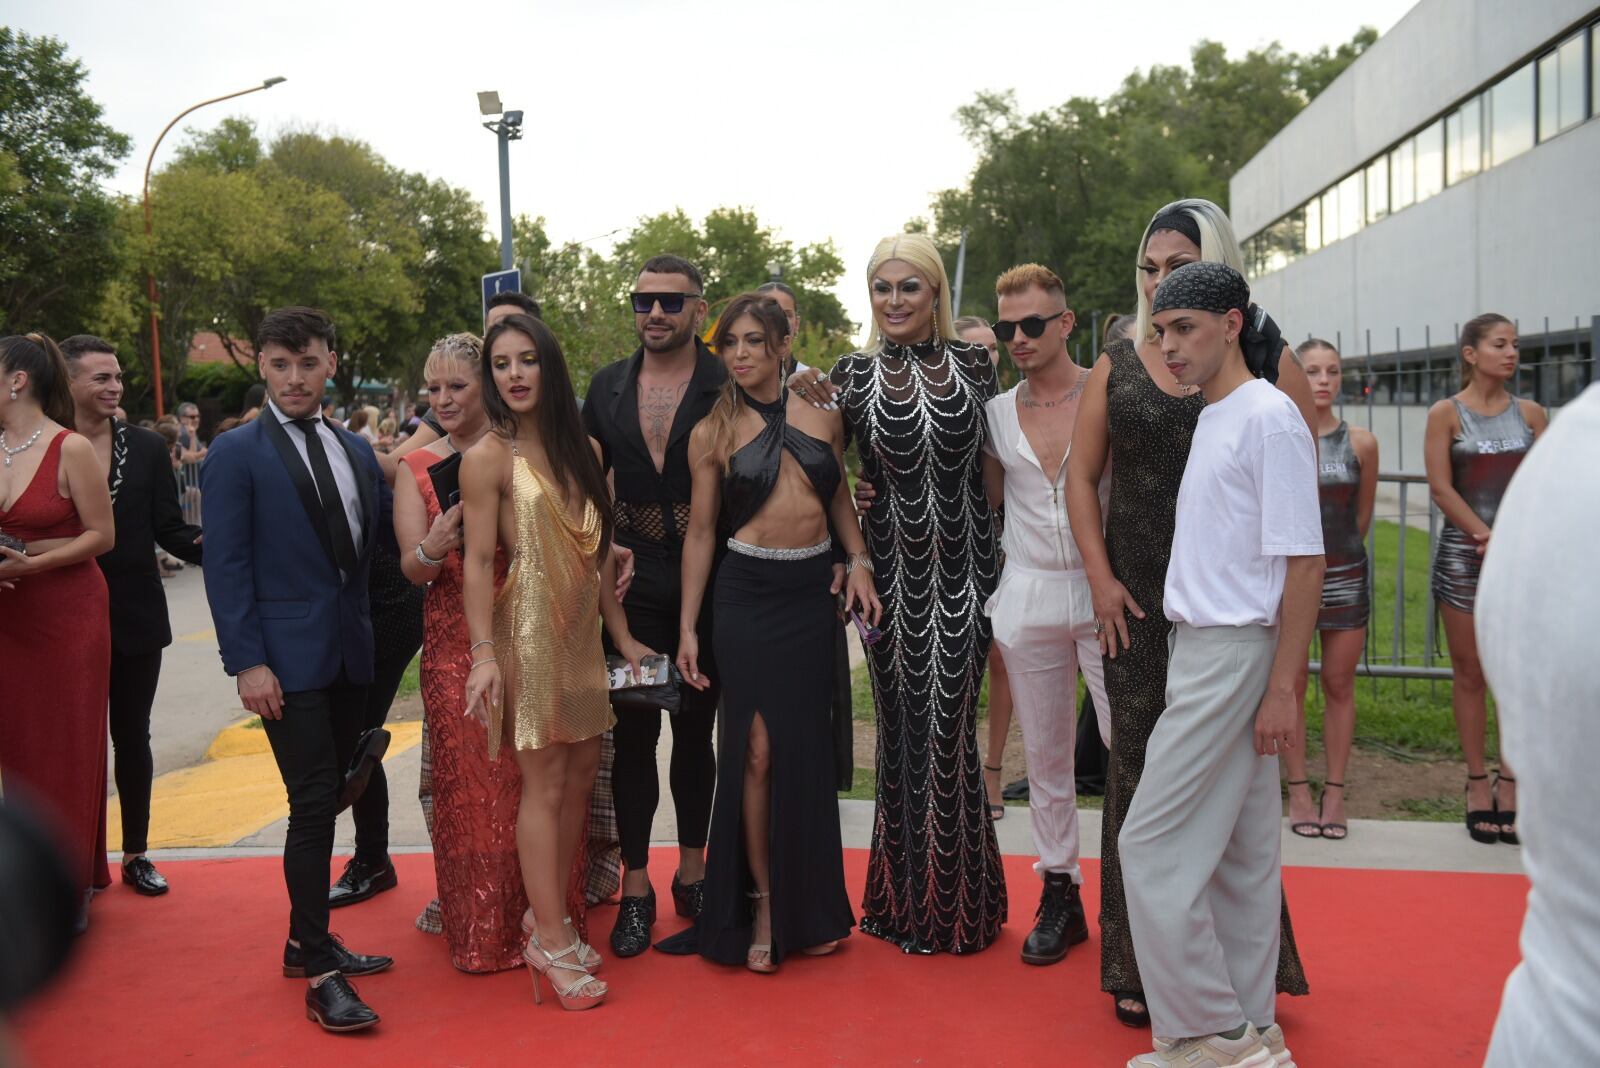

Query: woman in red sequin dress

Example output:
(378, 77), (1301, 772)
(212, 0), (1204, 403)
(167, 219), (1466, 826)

(0, 334), (116, 926)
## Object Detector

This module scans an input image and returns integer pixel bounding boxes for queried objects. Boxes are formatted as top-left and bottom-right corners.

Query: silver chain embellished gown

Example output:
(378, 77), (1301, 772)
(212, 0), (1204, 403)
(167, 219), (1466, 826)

(830, 337), (1006, 954)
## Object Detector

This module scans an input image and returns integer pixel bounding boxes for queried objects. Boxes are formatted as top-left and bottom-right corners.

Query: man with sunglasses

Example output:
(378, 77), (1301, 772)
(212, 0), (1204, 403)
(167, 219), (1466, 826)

(581, 254), (725, 957)
(979, 264), (1111, 967)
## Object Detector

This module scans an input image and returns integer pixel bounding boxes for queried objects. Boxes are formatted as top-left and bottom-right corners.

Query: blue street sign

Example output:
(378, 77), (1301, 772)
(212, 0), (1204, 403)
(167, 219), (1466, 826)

(481, 268), (522, 324)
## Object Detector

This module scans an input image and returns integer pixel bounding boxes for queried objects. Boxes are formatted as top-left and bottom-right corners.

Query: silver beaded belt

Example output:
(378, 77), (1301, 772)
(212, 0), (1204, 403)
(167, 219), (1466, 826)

(726, 536), (832, 561)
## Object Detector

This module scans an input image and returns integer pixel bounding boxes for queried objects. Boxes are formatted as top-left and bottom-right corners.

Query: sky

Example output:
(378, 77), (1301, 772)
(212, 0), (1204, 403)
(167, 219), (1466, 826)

(14, 0), (1414, 330)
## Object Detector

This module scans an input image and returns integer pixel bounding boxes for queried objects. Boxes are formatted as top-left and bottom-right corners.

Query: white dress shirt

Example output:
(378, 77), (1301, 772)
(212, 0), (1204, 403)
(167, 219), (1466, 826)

(983, 386), (1105, 572)
(265, 399), (366, 554)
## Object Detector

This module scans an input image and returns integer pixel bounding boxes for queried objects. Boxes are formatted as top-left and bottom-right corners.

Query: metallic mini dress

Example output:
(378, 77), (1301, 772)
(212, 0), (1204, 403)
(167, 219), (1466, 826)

(1430, 397), (1534, 613)
(1317, 421), (1370, 630)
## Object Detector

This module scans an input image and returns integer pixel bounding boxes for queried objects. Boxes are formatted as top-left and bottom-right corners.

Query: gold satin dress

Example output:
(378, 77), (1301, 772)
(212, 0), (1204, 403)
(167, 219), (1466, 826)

(489, 455), (616, 759)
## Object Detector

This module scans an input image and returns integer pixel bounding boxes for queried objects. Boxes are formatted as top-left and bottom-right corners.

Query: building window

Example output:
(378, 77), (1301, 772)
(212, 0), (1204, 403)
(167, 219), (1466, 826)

(1390, 138), (1415, 211)
(1490, 62), (1536, 165)
(1538, 32), (1587, 140)
(1594, 25), (1600, 118)
(1414, 119), (1444, 203)
(1365, 156), (1388, 222)
(1305, 198), (1322, 253)
(1446, 96), (1483, 185)
(1320, 186), (1341, 244)
(1337, 170), (1363, 237)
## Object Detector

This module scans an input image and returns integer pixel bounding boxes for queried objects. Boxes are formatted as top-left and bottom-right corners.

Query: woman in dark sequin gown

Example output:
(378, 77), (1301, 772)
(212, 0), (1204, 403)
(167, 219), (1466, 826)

(825, 234), (1005, 954)
(1066, 200), (1312, 1026)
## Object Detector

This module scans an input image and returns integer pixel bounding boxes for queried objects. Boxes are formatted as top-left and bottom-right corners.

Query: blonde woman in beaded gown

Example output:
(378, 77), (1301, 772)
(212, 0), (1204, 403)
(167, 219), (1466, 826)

(462, 314), (655, 1012)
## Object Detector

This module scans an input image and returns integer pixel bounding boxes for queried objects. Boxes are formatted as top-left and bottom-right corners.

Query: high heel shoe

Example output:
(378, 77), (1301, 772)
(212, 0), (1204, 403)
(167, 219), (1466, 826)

(523, 929), (607, 1011)
(1318, 781), (1348, 841)
(983, 762), (1005, 821)
(1285, 780), (1321, 838)
(746, 890), (777, 974)
(1493, 772), (1519, 845)
(521, 910), (602, 971)
(1465, 773), (1499, 844)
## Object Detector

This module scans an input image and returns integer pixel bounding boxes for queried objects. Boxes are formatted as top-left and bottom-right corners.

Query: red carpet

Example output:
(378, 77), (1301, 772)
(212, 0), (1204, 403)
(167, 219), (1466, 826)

(12, 850), (1524, 1066)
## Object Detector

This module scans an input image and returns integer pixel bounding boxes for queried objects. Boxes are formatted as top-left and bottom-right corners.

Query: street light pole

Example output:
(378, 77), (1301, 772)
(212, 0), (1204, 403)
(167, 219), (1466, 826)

(142, 77), (285, 418)
(477, 92), (523, 272)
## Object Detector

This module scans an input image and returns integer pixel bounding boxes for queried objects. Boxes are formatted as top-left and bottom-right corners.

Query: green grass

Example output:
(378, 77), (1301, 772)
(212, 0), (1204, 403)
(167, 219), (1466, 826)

(839, 768), (877, 801)
(396, 652), (421, 700)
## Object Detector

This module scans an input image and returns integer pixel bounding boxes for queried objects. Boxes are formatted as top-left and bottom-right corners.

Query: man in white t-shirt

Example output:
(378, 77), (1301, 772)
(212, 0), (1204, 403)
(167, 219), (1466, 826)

(1119, 261), (1324, 1068)
(979, 263), (1113, 967)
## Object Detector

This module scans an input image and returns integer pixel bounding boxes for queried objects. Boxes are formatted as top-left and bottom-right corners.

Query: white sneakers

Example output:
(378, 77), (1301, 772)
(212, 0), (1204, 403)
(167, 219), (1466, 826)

(1128, 1025), (1278, 1068)
(1256, 1023), (1297, 1067)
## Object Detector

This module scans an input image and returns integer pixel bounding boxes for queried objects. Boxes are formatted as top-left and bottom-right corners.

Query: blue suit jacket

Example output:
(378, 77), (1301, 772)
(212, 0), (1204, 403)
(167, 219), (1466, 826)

(201, 412), (393, 693)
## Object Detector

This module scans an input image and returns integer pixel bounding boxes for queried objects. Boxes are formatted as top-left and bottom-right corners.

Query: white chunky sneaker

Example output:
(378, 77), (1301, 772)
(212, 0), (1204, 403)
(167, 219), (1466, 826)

(1129, 1025), (1275, 1067)
(1256, 1023), (1296, 1067)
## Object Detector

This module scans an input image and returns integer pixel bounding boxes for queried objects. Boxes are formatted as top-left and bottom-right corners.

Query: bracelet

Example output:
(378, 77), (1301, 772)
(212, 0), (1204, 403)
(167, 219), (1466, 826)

(470, 657), (497, 669)
(415, 541), (446, 567)
(845, 552), (874, 575)
(469, 639), (494, 653)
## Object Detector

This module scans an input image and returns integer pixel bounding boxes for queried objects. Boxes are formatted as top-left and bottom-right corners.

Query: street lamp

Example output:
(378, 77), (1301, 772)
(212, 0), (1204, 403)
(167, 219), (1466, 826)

(142, 77), (286, 418)
(479, 92), (523, 271)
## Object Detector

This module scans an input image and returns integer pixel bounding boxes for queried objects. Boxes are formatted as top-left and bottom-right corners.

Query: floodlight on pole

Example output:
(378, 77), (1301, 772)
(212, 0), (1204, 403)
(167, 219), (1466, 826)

(477, 90), (503, 116)
(141, 76), (286, 418)
(480, 91), (522, 271)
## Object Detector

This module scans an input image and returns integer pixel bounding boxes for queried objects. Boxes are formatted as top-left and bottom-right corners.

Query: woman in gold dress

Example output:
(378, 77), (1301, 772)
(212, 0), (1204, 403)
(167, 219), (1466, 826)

(462, 313), (654, 1012)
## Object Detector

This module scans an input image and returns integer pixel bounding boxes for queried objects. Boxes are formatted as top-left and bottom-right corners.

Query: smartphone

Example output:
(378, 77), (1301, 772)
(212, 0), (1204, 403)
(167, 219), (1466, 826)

(607, 653), (672, 689)
(0, 530), (24, 555)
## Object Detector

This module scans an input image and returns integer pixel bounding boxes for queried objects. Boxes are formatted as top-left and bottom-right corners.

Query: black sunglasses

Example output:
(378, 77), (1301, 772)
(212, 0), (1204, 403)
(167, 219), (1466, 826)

(630, 291), (702, 315)
(992, 311), (1065, 342)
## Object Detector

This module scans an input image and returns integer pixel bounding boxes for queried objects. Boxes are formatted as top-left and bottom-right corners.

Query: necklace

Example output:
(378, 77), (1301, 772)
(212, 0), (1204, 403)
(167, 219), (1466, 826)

(1, 424), (46, 467)
(1019, 366), (1088, 409)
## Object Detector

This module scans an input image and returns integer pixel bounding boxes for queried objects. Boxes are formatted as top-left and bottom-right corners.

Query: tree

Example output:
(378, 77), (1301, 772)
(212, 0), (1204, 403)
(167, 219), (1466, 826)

(0, 29), (131, 336)
(927, 29), (1376, 333)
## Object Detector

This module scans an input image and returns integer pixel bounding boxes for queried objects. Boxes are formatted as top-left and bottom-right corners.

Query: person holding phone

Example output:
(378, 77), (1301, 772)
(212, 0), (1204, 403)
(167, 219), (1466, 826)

(461, 314), (651, 1011)
(676, 293), (878, 973)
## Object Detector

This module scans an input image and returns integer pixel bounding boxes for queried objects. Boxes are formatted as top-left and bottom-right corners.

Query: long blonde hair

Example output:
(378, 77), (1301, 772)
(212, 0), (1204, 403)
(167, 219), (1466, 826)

(1132, 199), (1246, 344)
(703, 293), (791, 469)
(863, 233), (957, 354)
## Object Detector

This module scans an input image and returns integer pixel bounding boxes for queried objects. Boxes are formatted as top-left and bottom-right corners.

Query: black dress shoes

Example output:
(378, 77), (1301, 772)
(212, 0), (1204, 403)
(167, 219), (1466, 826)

(121, 856), (169, 896)
(671, 871), (704, 919)
(338, 728), (391, 812)
(327, 857), (398, 908)
(609, 887), (656, 958)
(1020, 872), (1089, 965)
(283, 934), (394, 978)
(304, 973), (379, 1033)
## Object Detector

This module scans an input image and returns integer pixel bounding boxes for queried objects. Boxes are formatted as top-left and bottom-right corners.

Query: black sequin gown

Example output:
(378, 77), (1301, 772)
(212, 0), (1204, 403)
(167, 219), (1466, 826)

(1098, 339), (1309, 998)
(830, 337), (1005, 954)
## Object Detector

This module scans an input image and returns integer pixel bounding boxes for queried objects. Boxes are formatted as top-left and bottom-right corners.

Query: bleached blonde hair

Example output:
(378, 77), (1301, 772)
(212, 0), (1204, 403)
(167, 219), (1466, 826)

(863, 232), (957, 353)
(422, 332), (482, 382)
(1132, 199), (1246, 344)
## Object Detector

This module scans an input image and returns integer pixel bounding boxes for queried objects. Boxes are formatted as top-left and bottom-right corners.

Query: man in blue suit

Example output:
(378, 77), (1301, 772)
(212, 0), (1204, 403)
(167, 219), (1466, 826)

(202, 307), (397, 1033)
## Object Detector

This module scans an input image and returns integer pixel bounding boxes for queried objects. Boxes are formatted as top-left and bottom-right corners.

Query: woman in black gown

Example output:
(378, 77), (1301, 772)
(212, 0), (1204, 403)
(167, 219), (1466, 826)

(822, 234), (1005, 954)
(678, 293), (878, 971)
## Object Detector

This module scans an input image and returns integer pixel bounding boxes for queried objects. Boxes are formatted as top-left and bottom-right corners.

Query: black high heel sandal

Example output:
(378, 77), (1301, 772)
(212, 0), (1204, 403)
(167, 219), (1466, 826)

(1493, 772), (1518, 845)
(1318, 781), (1347, 841)
(1286, 779), (1321, 838)
(1111, 991), (1149, 1029)
(1465, 773), (1499, 844)
(983, 763), (1005, 821)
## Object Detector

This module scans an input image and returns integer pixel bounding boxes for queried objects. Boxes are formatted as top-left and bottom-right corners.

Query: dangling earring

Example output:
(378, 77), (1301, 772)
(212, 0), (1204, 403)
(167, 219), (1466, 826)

(931, 315), (942, 350)
(7, 390), (15, 400)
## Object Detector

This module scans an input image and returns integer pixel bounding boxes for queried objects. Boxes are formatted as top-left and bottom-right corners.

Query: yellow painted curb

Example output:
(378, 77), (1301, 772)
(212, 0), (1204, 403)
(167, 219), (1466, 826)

(109, 720), (424, 850)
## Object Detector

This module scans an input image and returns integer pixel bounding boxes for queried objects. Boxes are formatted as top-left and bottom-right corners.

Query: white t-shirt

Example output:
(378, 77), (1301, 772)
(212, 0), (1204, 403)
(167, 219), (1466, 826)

(1164, 378), (1321, 627)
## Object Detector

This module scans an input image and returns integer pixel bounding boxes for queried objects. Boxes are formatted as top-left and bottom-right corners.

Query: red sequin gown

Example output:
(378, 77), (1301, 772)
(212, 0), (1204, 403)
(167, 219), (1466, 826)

(0, 430), (111, 895)
(402, 450), (590, 972)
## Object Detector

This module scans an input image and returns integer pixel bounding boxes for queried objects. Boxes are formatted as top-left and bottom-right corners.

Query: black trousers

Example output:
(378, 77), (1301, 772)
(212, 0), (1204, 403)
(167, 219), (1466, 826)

(831, 621), (854, 792)
(108, 649), (164, 855)
(349, 634), (421, 865)
(261, 675), (367, 976)
(606, 543), (720, 872)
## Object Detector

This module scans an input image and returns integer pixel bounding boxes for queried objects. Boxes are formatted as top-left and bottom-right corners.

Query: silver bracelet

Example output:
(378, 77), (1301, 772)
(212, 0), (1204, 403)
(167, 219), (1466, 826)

(469, 639), (494, 653)
(470, 656), (497, 669)
(415, 541), (446, 567)
(846, 552), (874, 575)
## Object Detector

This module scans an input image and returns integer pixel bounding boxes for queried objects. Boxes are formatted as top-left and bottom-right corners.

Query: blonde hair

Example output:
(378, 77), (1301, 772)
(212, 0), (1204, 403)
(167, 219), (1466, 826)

(1133, 199), (1246, 344)
(995, 263), (1067, 301)
(422, 332), (482, 382)
(864, 233), (957, 353)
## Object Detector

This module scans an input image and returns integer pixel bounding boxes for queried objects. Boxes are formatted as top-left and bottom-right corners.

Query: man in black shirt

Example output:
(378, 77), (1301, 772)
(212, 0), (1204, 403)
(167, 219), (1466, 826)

(582, 254), (725, 956)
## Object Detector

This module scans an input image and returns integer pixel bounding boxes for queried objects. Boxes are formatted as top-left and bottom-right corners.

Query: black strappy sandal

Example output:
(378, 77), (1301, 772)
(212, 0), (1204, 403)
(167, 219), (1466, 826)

(1493, 772), (1518, 845)
(1465, 773), (1499, 844)
(983, 763), (1005, 821)
(1112, 991), (1149, 1029)
(1286, 780), (1321, 838)
(1318, 781), (1347, 841)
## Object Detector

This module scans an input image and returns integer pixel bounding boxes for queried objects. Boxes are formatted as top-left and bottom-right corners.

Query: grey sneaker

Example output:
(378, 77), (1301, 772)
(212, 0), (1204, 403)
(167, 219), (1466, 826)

(1256, 1023), (1297, 1067)
(1130, 1026), (1275, 1067)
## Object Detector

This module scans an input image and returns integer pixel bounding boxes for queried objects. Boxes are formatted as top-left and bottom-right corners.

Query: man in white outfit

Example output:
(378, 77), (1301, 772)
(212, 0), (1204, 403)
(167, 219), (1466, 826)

(980, 263), (1113, 966)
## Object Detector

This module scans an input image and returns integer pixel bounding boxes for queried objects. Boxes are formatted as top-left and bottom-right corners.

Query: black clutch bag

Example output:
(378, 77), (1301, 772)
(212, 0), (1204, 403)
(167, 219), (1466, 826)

(427, 452), (463, 510)
(608, 664), (684, 716)
(0, 530), (24, 555)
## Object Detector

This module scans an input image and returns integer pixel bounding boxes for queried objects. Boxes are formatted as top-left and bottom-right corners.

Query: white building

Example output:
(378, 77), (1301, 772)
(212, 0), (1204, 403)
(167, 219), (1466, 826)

(1230, 0), (1599, 466)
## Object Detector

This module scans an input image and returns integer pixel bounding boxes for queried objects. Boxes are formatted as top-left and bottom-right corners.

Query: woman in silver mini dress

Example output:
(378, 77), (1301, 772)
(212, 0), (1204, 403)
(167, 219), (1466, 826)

(1424, 313), (1546, 845)
(1285, 341), (1377, 841)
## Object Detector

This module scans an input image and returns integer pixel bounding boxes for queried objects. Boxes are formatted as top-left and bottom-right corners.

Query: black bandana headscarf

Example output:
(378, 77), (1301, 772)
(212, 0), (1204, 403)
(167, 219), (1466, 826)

(1151, 261), (1286, 383)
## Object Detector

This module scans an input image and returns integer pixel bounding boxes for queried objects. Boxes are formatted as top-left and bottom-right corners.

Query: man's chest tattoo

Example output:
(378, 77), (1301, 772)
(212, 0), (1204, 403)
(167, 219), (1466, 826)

(639, 381), (689, 454)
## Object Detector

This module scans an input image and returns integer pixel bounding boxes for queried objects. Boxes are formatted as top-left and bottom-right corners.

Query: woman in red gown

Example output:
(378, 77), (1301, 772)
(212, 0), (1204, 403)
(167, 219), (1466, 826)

(0, 334), (116, 929)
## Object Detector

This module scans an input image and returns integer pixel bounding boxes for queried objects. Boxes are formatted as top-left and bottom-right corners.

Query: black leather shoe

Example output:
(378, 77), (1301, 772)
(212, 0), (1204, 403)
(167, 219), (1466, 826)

(338, 728), (391, 812)
(283, 933), (394, 978)
(304, 973), (379, 1032)
(328, 857), (398, 909)
(1020, 872), (1088, 965)
(609, 888), (656, 957)
(121, 856), (169, 896)
(671, 871), (704, 919)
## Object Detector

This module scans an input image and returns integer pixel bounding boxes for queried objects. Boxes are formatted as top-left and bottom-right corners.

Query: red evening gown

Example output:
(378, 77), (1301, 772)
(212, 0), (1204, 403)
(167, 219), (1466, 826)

(0, 430), (112, 895)
(402, 451), (591, 972)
